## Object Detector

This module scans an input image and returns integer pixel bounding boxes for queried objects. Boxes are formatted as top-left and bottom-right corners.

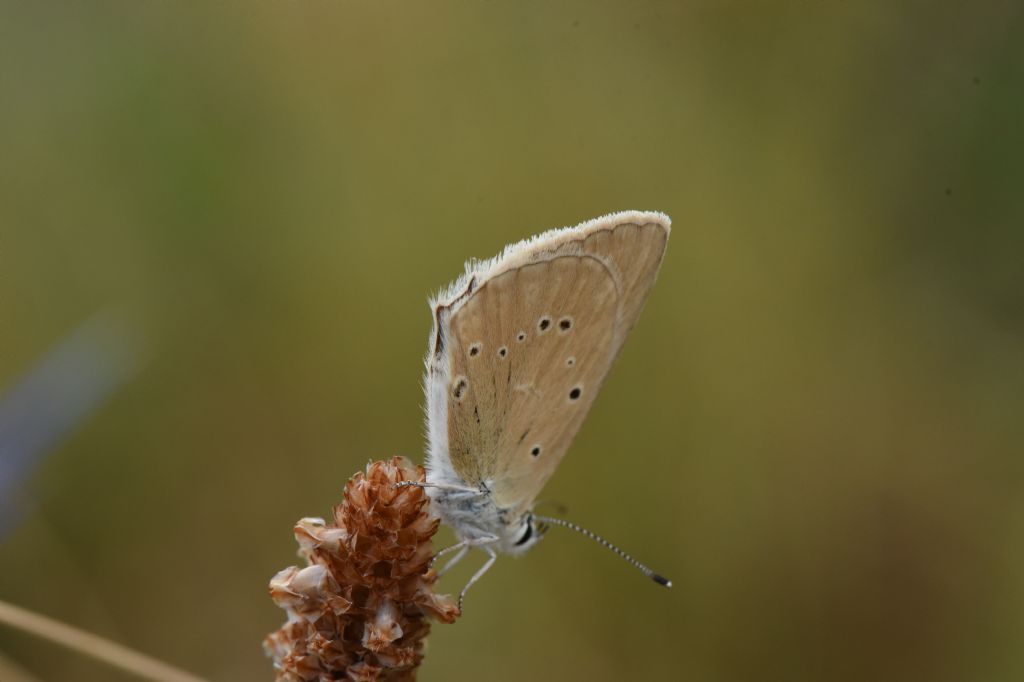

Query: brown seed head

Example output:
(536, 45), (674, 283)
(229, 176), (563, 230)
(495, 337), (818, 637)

(264, 457), (459, 681)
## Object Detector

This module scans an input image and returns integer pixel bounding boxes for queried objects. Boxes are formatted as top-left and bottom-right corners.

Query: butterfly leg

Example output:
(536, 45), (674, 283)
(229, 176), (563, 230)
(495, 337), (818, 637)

(436, 545), (469, 577)
(458, 543), (498, 611)
(394, 481), (480, 494)
(431, 538), (471, 569)
(433, 534), (496, 572)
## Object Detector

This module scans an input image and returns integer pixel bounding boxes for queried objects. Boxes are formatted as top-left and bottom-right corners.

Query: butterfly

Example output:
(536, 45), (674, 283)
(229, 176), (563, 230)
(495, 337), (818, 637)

(406, 210), (672, 607)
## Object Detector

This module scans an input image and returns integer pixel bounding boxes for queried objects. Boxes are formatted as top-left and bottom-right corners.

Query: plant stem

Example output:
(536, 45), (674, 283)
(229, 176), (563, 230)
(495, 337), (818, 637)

(0, 599), (207, 682)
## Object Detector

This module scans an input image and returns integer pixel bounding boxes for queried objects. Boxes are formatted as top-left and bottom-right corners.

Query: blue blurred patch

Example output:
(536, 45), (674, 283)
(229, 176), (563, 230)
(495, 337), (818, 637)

(0, 313), (145, 540)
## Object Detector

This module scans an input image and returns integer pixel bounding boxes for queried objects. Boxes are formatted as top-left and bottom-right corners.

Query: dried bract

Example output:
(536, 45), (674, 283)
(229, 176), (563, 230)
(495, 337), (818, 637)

(264, 457), (458, 681)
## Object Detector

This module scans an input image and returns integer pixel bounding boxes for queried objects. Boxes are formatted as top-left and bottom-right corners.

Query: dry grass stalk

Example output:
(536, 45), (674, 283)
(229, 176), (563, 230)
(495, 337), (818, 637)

(264, 456), (459, 681)
(0, 598), (206, 682)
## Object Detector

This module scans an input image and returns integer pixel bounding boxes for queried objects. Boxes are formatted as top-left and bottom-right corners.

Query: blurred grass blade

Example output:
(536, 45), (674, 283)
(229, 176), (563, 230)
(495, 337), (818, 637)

(0, 599), (207, 682)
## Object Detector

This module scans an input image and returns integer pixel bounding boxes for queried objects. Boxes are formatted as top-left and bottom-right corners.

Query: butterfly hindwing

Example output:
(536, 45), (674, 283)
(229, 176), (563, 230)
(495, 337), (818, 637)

(447, 254), (620, 513)
(426, 212), (670, 516)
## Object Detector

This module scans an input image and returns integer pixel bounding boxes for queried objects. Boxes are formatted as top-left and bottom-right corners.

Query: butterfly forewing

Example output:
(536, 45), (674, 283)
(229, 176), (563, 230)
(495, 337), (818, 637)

(544, 221), (669, 341)
(428, 212), (670, 517)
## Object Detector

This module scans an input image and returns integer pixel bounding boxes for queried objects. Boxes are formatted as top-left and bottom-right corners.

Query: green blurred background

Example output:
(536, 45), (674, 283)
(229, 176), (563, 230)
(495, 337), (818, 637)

(2, 2), (1022, 680)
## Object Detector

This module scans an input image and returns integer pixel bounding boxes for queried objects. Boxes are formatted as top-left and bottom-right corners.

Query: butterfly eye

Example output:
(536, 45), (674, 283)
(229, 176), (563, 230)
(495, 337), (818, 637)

(568, 386), (582, 401)
(538, 316), (551, 332)
(558, 316), (573, 332)
(516, 331), (527, 342)
(530, 445), (541, 457)
(469, 343), (482, 357)
(514, 520), (534, 546)
(498, 346), (508, 358)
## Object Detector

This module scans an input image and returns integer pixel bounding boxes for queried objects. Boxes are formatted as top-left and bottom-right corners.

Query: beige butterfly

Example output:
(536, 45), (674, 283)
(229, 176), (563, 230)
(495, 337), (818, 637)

(409, 210), (671, 606)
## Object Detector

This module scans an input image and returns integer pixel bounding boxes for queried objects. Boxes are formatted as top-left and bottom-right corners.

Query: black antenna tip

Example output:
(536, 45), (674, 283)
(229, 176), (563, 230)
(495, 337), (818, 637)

(652, 574), (673, 588)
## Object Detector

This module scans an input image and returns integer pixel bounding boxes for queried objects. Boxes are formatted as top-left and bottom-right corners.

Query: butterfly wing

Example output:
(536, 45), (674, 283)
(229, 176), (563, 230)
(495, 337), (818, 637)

(424, 211), (670, 516)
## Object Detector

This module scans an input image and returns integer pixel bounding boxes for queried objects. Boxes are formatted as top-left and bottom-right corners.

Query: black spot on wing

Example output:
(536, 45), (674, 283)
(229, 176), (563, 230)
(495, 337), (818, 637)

(452, 377), (468, 400)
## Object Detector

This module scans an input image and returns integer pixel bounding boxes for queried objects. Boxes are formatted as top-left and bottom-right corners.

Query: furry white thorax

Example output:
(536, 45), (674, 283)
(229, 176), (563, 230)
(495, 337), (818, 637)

(423, 326), (537, 554)
(424, 480), (539, 556)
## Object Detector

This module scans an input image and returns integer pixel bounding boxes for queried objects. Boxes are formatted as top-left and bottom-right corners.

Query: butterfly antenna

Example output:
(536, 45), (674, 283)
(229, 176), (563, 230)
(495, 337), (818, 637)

(535, 516), (672, 588)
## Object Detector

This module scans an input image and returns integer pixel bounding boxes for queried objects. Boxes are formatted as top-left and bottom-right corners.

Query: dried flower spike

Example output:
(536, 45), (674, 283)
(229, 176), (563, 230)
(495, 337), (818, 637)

(264, 457), (459, 681)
